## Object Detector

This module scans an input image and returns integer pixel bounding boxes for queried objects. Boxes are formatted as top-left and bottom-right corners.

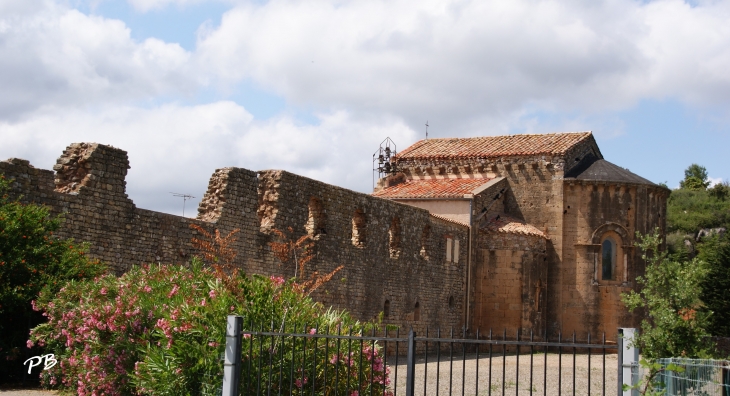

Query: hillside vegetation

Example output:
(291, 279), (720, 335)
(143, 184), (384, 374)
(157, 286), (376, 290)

(665, 164), (730, 337)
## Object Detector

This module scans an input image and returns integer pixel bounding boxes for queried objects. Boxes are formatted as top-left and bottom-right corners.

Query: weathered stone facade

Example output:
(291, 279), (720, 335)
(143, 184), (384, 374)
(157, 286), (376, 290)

(376, 132), (669, 340)
(1, 144), (468, 333)
(2, 132), (668, 340)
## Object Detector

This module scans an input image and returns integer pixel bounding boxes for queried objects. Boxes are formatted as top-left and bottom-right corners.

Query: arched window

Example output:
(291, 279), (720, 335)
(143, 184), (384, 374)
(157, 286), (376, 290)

(383, 300), (390, 318)
(413, 302), (420, 321)
(306, 197), (325, 237)
(602, 238), (616, 280)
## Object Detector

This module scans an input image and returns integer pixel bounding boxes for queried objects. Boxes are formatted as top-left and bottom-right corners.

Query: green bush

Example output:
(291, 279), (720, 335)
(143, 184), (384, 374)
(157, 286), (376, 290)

(0, 175), (105, 382)
(30, 258), (390, 395)
(667, 189), (730, 234)
(622, 230), (715, 360)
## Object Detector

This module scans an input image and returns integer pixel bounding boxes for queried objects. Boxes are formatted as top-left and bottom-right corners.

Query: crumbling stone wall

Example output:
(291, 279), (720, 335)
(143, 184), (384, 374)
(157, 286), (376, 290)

(1, 143), (468, 332)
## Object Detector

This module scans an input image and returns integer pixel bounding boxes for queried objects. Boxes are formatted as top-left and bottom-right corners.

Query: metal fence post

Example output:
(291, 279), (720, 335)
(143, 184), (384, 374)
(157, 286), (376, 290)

(619, 328), (639, 396)
(222, 315), (243, 396)
(405, 329), (416, 396)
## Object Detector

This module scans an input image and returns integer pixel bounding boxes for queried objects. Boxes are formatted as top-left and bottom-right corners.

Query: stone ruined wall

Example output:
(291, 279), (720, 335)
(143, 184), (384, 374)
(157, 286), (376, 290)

(561, 181), (668, 341)
(472, 232), (547, 335)
(1, 148), (207, 274)
(255, 170), (468, 333)
(1, 143), (468, 332)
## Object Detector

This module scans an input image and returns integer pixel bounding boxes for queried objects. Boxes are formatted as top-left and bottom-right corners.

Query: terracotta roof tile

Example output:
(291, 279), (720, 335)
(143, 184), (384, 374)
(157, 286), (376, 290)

(430, 213), (469, 228)
(372, 178), (493, 199)
(397, 132), (592, 160)
(480, 215), (547, 239)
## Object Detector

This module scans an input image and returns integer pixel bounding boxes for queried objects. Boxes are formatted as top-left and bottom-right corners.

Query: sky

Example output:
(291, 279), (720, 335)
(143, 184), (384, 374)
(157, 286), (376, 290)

(0, 0), (728, 217)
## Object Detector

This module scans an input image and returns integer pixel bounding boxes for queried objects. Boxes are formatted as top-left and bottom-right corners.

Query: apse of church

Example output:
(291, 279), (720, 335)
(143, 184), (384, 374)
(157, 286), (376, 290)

(375, 132), (668, 340)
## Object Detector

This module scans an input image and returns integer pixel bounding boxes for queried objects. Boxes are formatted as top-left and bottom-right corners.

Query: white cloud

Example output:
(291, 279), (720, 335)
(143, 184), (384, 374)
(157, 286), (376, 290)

(2, 0), (730, 217)
(196, 0), (730, 131)
(0, 102), (416, 215)
(708, 177), (724, 187)
(0, 0), (195, 120)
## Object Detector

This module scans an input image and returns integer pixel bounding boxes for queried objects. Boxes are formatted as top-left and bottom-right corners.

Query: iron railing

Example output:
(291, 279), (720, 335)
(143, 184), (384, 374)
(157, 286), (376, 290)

(222, 316), (621, 396)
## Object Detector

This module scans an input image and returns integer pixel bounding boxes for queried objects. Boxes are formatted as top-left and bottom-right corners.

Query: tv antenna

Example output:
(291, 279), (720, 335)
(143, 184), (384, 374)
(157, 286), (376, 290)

(170, 192), (195, 217)
(425, 121), (429, 139)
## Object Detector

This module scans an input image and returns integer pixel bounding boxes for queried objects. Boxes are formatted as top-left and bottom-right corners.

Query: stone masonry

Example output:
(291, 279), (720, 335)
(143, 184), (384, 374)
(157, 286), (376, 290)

(1, 143), (468, 333)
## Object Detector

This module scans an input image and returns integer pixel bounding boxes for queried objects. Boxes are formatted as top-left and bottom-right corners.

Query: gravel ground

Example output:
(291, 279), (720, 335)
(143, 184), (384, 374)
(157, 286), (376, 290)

(0, 389), (58, 396)
(387, 352), (618, 395)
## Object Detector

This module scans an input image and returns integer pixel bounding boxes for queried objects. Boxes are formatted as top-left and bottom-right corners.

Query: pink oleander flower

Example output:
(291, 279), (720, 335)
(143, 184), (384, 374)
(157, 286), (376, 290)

(200, 298), (206, 306)
(167, 285), (179, 299)
(309, 328), (317, 335)
(350, 391), (359, 396)
(295, 377), (308, 388)
(143, 285), (152, 293)
(26, 340), (34, 348)
(243, 334), (251, 339)
(100, 288), (107, 295)
(269, 276), (285, 286)
(208, 289), (217, 299)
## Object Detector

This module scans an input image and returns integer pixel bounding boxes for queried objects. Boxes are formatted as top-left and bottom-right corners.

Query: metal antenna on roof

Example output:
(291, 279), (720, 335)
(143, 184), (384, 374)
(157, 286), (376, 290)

(425, 121), (429, 140)
(170, 192), (195, 218)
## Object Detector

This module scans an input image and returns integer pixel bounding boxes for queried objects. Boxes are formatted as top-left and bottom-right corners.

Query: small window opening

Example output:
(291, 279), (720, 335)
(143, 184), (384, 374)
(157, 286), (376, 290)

(602, 238), (616, 280)
(413, 302), (420, 321)
(389, 217), (402, 259)
(448, 296), (454, 309)
(445, 237), (453, 262)
(305, 197), (325, 237)
(383, 300), (390, 318)
(453, 239), (460, 263)
(420, 225), (431, 260)
(352, 209), (366, 247)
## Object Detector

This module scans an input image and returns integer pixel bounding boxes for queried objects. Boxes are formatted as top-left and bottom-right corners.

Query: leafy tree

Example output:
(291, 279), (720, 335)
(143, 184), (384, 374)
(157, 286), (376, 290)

(621, 230), (715, 360)
(680, 164), (710, 190)
(697, 235), (730, 337)
(709, 181), (730, 201)
(0, 175), (106, 383)
(667, 189), (730, 234)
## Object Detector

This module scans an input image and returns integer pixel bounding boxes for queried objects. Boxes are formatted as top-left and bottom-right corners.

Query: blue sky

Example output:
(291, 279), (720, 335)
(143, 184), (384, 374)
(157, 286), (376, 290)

(0, 0), (728, 216)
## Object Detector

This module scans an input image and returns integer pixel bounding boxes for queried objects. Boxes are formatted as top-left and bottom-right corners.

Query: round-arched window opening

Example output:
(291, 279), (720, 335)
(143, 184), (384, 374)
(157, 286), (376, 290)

(383, 300), (390, 318)
(602, 238), (617, 280)
(414, 302), (420, 321)
(448, 296), (454, 309)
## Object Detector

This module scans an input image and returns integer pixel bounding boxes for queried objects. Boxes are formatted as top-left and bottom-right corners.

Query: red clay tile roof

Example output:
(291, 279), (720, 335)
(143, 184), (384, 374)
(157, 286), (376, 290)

(430, 213), (469, 227)
(396, 132), (593, 160)
(480, 215), (547, 239)
(372, 178), (493, 199)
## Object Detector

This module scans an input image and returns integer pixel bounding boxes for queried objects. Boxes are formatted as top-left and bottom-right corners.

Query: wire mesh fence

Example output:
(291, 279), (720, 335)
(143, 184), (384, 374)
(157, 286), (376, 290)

(652, 358), (730, 396)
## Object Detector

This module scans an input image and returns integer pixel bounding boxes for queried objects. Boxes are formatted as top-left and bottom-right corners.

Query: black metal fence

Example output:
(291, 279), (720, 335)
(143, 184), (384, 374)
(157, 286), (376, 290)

(222, 316), (620, 396)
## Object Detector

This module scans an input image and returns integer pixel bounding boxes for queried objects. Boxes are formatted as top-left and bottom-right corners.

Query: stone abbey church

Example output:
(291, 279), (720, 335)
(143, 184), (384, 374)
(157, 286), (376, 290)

(2, 132), (667, 340)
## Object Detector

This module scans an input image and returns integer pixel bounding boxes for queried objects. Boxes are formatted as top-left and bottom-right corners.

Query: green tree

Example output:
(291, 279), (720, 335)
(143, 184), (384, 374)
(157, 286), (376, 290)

(679, 164), (710, 190)
(621, 230), (714, 360)
(667, 189), (730, 234)
(0, 175), (106, 383)
(698, 235), (730, 338)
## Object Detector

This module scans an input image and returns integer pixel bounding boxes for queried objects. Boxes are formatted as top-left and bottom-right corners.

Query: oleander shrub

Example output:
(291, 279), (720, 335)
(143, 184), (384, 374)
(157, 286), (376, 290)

(0, 174), (105, 383)
(29, 258), (391, 395)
